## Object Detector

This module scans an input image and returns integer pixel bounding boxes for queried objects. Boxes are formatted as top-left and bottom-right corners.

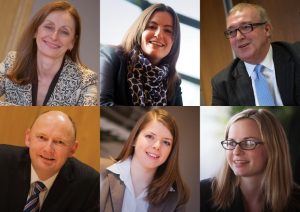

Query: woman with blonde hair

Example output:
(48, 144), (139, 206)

(100, 3), (182, 106)
(100, 109), (189, 211)
(0, 1), (97, 105)
(201, 108), (300, 212)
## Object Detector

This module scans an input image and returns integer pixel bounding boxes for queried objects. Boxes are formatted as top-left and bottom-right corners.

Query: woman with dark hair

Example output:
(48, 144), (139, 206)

(100, 109), (189, 211)
(201, 108), (300, 212)
(0, 1), (97, 106)
(100, 3), (182, 106)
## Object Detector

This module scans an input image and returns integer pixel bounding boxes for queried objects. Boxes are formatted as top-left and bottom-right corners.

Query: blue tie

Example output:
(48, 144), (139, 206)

(24, 181), (46, 212)
(254, 64), (275, 106)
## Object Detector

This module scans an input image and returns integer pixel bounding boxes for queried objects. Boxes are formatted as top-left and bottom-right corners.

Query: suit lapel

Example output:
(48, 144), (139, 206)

(108, 172), (125, 212)
(15, 148), (31, 210)
(273, 44), (294, 105)
(230, 61), (255, 105)
(40, 159), (73, 212)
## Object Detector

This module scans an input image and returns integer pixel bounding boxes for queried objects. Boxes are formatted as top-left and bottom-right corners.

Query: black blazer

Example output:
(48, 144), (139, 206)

(0, 144), (99, 212)
(200, 178), (300, 212)
(211, 42), (300, 105)
(100, 45), (183, 106)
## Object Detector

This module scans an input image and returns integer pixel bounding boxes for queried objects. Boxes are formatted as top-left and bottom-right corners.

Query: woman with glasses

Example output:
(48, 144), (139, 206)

(201, 108), (300, 212)
(100, 109), (189, 211)
(100, 3), (182, 106)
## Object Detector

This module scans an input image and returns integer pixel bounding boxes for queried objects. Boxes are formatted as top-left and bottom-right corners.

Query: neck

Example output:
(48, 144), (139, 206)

(130, 156), (156, 197)
(37, 53), (64, 79)
(240, 176), (264, 212)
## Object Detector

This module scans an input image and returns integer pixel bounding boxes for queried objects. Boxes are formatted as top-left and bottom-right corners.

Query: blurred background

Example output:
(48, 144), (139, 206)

(0, 0), (99, 73)
(100, 106), (200, 211)
(200, 106), (300, 186)
(200, 0), (300, 105)
(100, 0), (200, 106)
(0, 106), (100, 171)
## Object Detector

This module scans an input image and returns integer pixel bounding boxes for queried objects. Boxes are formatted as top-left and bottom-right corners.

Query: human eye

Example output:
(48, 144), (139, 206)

(163, 140), (172, 146)
(53, 140), (66, 147)
(146, 23), (157, 30)
(227, 140), (237, 148)
(241, 140), (255, 149)
(37, 135), (47, 142)
(240, 24), (252, 32)
(59, 28), (70, 36)
(145, 134), (154, 140)
(164, 28), (173, 34)
(43, 24), (54, 31)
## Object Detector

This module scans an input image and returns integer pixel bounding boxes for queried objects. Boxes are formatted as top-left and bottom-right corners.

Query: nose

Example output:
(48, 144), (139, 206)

(154, 27), (162, 38)
(51, 30), (58, 40)
(235, 29), (245, 40)
(152, 140), (161, 150)
(44, 140), (55, 153)
(232, 144), (243, 155)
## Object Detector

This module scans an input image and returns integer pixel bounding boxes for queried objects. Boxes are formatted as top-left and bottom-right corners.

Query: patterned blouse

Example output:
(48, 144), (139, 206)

(0, 51), (98, 106)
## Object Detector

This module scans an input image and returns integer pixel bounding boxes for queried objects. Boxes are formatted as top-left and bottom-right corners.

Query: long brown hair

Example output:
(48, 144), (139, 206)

(212, 109), (293, 212)
(7, 1), (82, 85)
(116, 109), (189, 206)
(121, 3), (181, 100)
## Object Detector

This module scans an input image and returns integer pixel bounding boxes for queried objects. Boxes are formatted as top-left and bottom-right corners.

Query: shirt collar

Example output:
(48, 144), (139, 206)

(244, 45), (274, 77)
(30, 164), (58, 191)
(107, 157), (175, 193)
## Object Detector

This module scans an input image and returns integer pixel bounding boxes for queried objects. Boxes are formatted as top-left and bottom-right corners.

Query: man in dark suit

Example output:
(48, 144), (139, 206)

(212, 3), (300, 106)
(0, 111), (99, 211)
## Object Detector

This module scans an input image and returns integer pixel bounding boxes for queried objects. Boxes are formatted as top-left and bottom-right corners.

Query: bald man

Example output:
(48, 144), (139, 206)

(0, 111), (99, 212)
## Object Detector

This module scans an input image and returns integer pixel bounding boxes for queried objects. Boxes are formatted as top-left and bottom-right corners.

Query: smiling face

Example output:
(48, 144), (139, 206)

(226, 118), (268, 180)
(132, 120), (173, 172)
(25, 111), (78, 180)
(35, 10), (76, 60)
(226, 7), (272, 64)
(141, 11), (174, 65)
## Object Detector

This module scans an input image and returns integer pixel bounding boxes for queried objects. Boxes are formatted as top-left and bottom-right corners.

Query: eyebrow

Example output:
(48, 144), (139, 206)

(148, 21), (173, 29)
(43, 20), (74, 31)
(146, 131), (173, 141)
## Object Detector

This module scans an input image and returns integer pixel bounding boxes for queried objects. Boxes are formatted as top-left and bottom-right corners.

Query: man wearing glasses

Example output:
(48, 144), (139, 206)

(211, 3), (300, 106)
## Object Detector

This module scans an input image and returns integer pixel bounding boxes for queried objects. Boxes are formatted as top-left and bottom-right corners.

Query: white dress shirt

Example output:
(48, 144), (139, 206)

(107, 157), (149, 212)
(27, 165), (59, 208)
(244, 45), (283, 106)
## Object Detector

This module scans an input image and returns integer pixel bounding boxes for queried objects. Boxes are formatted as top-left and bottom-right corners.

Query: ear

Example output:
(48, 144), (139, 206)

(25, 128), (31, 147)
(264, 22), (272, 37)
(69, 140), (78, 157)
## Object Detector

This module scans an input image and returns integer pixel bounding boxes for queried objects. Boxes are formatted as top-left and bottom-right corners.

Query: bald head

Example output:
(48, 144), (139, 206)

(32, 111), (77, 141)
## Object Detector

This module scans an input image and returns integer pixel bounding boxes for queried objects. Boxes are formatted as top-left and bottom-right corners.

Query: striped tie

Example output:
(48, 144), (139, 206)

(254, 64), (275, 106)
(23, 181), (46, 212)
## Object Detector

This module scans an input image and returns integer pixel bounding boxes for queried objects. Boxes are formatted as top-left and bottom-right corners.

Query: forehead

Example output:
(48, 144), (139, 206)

(228, 118), (261, 138)
(31, 113), (75, 139)
(148, 11), (173, 26)
(227, 7), (260, 28)
(42, 10), (75, 28)
(141, 120), (173, 139)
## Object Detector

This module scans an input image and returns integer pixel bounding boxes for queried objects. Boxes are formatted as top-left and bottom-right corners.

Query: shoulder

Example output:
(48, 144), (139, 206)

(212, 58), (243, 84)
(272, 41), (299, 57)
(0, 144), (26, 159)
(1, 51), (17, 72)
(63, 58), (97, 80)
(285, 184), (300, 211)
(100, 45), (125, 68)
(65, 157), (99, 181)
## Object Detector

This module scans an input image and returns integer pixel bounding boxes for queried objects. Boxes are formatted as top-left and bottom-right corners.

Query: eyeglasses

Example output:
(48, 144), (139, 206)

(224, 22), (267, 39)
(221, 139), (263, 150)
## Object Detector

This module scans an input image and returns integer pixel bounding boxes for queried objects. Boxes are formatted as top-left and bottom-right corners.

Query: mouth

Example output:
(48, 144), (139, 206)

(40, 155), (55, 161)
(44, 40), (61, 49)
(233, 160), (249, 167)
(146, 152), (160, 159)
(149, 40), (165, 47)
(238, 42), (250, 48)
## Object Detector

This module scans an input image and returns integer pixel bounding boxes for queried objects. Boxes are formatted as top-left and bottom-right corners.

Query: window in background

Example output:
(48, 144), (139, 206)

(100, 0), (200, 105)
